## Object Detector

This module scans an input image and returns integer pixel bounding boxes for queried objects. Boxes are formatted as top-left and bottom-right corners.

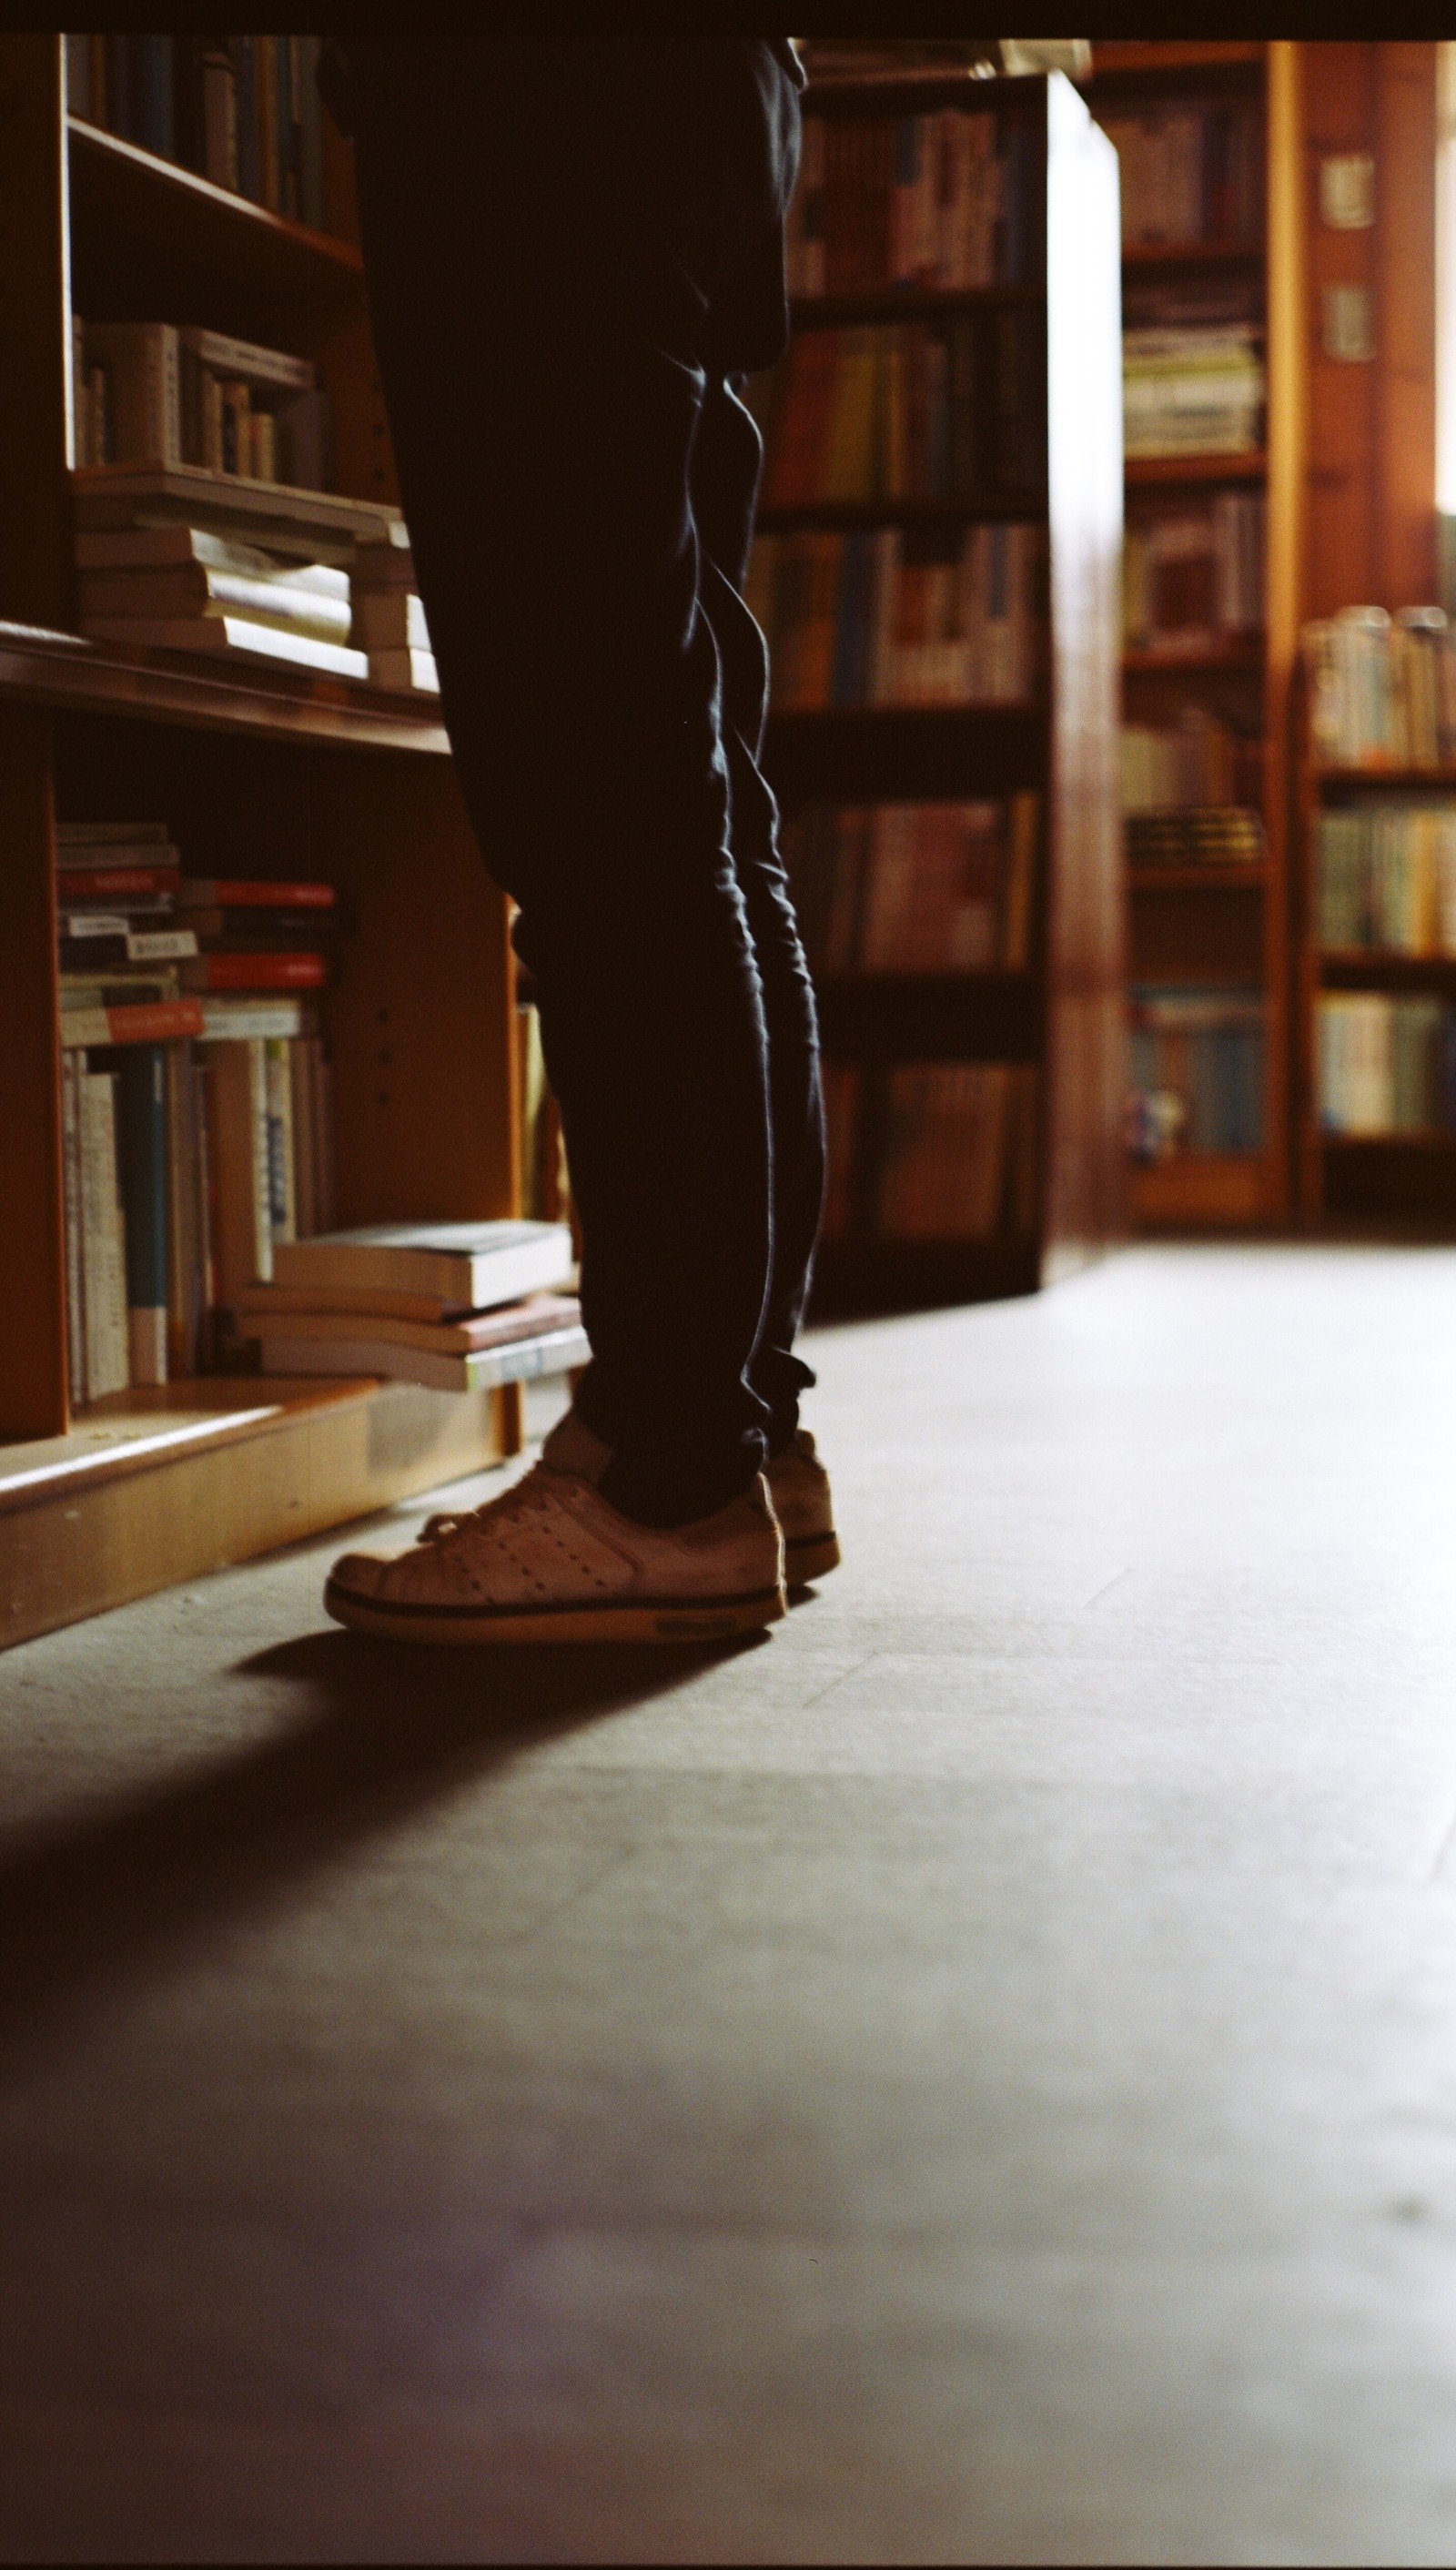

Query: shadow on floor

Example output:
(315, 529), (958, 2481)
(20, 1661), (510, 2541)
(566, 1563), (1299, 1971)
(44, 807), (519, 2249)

(0, 1626), (765, 2052)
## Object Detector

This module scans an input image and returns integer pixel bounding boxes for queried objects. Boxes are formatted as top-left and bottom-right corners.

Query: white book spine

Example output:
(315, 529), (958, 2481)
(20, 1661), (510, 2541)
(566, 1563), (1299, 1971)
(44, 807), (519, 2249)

(79, 1070), (130, 1397)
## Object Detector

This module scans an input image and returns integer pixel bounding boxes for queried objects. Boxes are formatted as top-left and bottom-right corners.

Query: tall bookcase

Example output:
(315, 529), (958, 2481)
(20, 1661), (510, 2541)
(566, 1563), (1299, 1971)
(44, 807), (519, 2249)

(759, 68), (1125, 1310)
(1087, 41), (1304, 1232)
(0, 35), (524, 1651)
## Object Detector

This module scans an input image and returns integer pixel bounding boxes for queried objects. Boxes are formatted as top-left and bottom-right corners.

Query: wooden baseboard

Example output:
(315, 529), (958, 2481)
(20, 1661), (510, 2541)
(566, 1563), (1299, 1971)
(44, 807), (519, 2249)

(0, 1375), (515, 1653)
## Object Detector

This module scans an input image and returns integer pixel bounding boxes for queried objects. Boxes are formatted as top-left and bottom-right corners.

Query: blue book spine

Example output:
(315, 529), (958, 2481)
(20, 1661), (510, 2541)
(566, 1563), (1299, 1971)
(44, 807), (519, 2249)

(133, 35), (175, 160)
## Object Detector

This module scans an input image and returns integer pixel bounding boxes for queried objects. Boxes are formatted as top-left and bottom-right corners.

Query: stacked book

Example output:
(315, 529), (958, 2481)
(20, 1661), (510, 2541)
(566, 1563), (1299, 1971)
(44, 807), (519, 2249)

(1303, 605), (1456, 769)
(751, 523), (1039, 709)
(1123, 492), (1265, 653)
(77, 522), (364, 683)
(73, 321), (329, 492)
(1127, 986), (1265, 1159)
(351, 527), (438, 693)
(1319, 995), (1456, 1135)
(58, 821), (336, 1401)
(1122, 321), (1265, 459)
(754, 312), (1043, 509)
(1317, 803), (1456, 953)
(782, 795), (1039, 973)
(238, 1221), (588, 1393)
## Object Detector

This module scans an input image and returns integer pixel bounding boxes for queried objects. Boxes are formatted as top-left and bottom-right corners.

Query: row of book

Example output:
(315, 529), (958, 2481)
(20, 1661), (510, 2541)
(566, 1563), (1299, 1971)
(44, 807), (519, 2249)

(76, 516), (435, 695)
(785, 106), (1040, 298)
(820, 1061), (1039, 1245)
(64, 34), (329, 229)
(73, 319), (329, 494)
(1319, 996), (1456, 1136)
(753, 315), (1042, 509)
(1127, 987), (1265, 1159)
(1317, 805), (1456, 955)
(1126, 808), (1265, 869)
(1097, 101), (1263, 253)
(1303, 607), (1456, 771)
(781, 797), (1038, 976)
(65, 1026), (333, 1401)
(749, 525), (1039, 711)
(1121, 712), (1264, 817)
(1123, 322), (1264, 459)
(1123, 493), (1265, 653)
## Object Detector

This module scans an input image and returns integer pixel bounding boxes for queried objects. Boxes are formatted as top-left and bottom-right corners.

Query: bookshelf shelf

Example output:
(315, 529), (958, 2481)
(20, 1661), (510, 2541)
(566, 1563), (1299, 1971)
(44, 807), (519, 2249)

(763, 67), (1123, 1307)
(790, 286), (1043, 329)
(0, 620), (449, 754)
(1120, 240), (1264, 268)
(1123, 643), (1263, 673)
(1127, 865), (1268, 891)
(1089, 43), (1264, 78)
(1125, 454), (1267, 486)
(758, 499), (1044, 532)
(0, 34), (527, 1648)
(1316, 766), (1456, 791)
(1320, 953), (1456, 989)
(1129, 1151), (1270, 1226)
(817, 972), (1041, 1064)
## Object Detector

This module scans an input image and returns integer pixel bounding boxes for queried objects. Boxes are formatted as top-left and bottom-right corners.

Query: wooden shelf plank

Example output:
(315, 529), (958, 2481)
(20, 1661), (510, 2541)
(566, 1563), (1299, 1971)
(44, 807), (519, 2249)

(0, 620), (449, 754)
(758, 496), (1042, 531)
(66, 116), (363, 345)
(1127, 865), (1269, 890)
(1320, 952), (1456, 988)
(1126, 454), (1268, 485)
(1122, 643), (1263, 673)
(1091, 43), (1264, 77)
(818, 971), (1041, 1063)
(1130, 1153), (1271, 1225)
(0, 1374), (511, 1653)
(1122, 240), (1265, 268)
(1316, 765), (1456, 790)
(790, 287), (1043, 329)
(1322, 1133), (1456, 1152)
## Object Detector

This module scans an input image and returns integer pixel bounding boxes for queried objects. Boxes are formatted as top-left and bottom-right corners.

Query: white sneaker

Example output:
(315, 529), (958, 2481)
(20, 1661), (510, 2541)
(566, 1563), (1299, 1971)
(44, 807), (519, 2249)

(324, 1461), (787, 1645)
(766, 1428), (840, 1585)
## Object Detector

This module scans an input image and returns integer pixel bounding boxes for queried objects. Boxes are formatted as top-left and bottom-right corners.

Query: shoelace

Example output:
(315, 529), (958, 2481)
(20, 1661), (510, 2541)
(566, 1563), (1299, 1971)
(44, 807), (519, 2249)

(416, 1462), (560, 1548)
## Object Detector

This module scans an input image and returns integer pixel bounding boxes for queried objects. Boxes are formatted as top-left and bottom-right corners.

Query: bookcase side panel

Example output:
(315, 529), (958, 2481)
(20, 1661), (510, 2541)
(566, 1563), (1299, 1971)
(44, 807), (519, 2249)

(1264, 39), (1308, 1213)
(320, 756), (517, 1227)
(1044, 76), (1127, 1271)
(0, 35), (73, 630)
(0, 705), (68, 1439)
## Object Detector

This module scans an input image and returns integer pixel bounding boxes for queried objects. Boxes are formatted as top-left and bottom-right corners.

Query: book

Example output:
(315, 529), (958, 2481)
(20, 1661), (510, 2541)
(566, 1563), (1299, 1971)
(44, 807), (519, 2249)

(80, 613), (369, 682)
(1318, 994), (1456, 1136)
(352, 591), (430, 652)
(257, 1321), (592, 1395)
(103, 1043), (170, 1384)
(52, 865), (181, 900)
(78, 567), (352, 644)
(367, 646), (440, 694)
(201, 1037), (273, 1296)
(60, 997), (207, 1048)
(199, 997), (312, 1041)
(82, 323), (182, 470)
(77, 1069), (130, 1397)
(269, 1219), (576, 1310)
(241, 1290), (581, 1358)
(1128, 987), (1265, 1158)
(177, 877), (335, 910)
(179, 953), (328, 993)
(71, 466), (401, 566)
(61, 1051), (86, 1403)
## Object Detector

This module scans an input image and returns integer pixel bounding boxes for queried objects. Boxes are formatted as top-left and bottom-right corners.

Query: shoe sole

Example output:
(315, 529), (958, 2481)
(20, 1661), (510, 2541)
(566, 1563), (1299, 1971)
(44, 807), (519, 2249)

(323, 1578), (788, 1646)
(784, 1531), (841, 1585)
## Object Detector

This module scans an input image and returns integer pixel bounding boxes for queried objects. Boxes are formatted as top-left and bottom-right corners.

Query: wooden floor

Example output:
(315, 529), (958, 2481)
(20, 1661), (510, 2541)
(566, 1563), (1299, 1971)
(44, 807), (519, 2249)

(2, 1245), (1456, 2563)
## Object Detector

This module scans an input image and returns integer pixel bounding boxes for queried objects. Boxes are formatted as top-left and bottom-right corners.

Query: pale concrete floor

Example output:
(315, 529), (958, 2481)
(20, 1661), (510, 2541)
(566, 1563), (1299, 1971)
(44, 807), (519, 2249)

(3, 1244), (1456, 2564)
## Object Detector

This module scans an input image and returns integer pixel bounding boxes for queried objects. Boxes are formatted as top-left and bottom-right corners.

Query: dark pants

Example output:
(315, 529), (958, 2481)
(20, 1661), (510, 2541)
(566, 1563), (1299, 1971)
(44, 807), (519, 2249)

(346, 38), (824, 1527)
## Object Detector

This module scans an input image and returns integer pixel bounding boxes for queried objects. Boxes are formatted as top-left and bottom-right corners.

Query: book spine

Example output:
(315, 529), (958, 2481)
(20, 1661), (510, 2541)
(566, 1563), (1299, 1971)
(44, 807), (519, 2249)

(64, 33), (91, 119)
(61, 1048), (87, 1407)
(202, 44), (238, 191)
(233, 36), (259, 202)
(79, 1068), (130, 1397)
(297, 36), (325, 231)
(111, 1041), (170, 1385)
(263, 1036), (298, 1245)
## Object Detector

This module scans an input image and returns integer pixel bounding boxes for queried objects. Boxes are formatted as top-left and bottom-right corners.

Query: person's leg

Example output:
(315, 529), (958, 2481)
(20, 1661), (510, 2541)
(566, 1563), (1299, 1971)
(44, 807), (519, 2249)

(691, 375), (825, 1454)
(345, 40), (801, 1528)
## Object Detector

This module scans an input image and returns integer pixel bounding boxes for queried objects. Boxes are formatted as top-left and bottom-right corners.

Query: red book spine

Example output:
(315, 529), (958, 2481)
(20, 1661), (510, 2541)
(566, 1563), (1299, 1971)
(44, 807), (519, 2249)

(56, 865), (181, 899)
(185, 879), (335, 908)
(188, 952), (328, 990)
(104, 1000), (207, 1043)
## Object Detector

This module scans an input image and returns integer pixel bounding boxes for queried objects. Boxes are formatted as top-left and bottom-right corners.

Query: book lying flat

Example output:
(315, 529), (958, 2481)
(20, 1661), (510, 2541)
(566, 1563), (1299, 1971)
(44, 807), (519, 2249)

(199, 997), (311, 1041)
(61, 997), (207, 1047)
(270, 1219), (575, 1310)
(73, 464), (402, 561)
(81, 612), (369, 682)
(76, 526), (340, 577)
(179, 953), (329, 992)
(177, 877), (335, 908)
(79, 567), (353, 642)
(241, 1290), (581, 1358)
(54, 863), (181, 899)
(258, 1320), (590, 1394)
(368, 644), (440, 694)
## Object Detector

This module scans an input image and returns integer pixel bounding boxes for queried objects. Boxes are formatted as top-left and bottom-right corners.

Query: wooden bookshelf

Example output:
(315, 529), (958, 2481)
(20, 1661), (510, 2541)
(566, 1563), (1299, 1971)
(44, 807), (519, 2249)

(0, 35), (532, 1648)
(763, 69), (1124, 1310)
(1089, 41), (1302, 1233)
